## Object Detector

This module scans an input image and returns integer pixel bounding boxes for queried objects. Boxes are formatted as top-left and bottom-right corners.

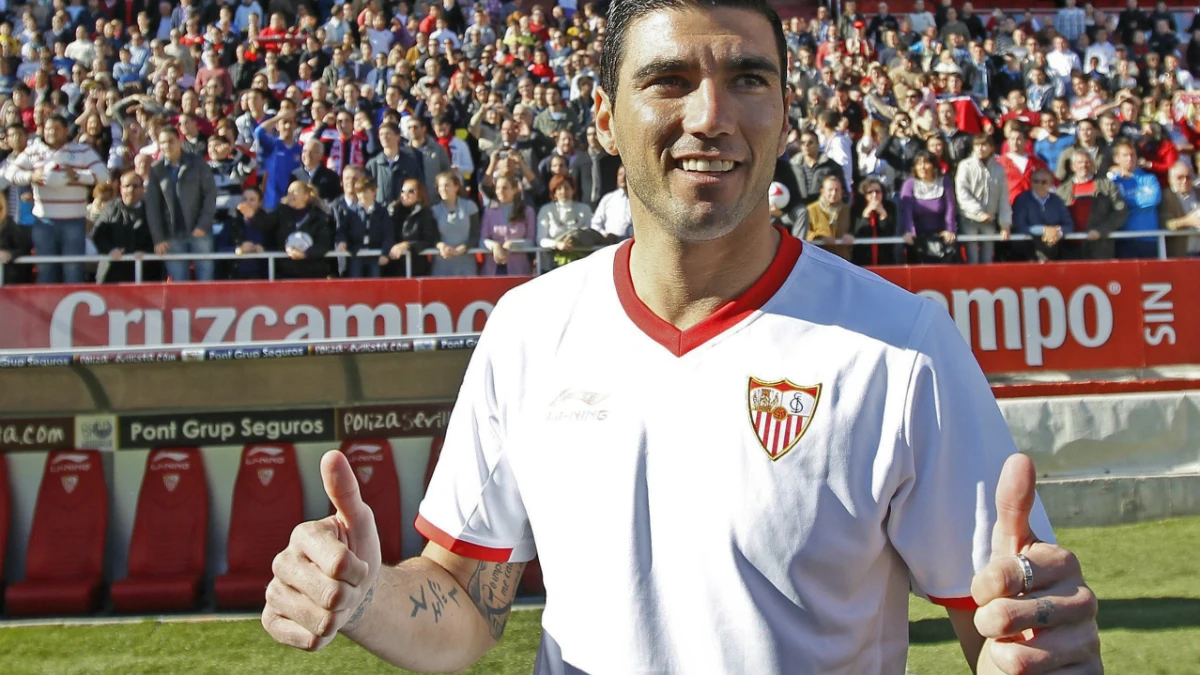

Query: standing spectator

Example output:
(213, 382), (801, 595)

(271, 180), (334, 279)
(909, 0), (936, 36)
(329, 165), (365, 277)
(254, 112), (304, 210)
(794, 175), (853, 259)
(1013, 168), (1075, 262)
(1056, 118), (1113, 180)
(430, 171), (480, 277)
(1109, 138), (1164, 259)
(290, 140), (342, 202)
(536, 174), (595, 268)
(851, 177), (899, 266)
(591, 164), (633, 244)
(145, 127), (218, 281)
(0, 193), (32, 285)
(91, 172), (160, 283)
(366, 122), (424, 205)
(1055, 0), (1087, 46)
(900, 151), (959, 262)
(338, 175), (393, 279)
(996, 121), (1049, 204)
(791, 130), (846, 204)
(816, 110), (853, 196)
(1161, 161), (1200, 258)
(3, 114), (108, 283)
(955, 134), (1012, 264)
(1056, 151), (1127, 260)
(388, 178), (440, 277)
(1046, 36), (1081, 98)
(1139, 122), (1178, 188)
(481, 174), (534, 276)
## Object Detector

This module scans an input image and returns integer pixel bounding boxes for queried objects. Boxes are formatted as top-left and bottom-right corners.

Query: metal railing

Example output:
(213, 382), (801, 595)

(0, 230), (1196, 286)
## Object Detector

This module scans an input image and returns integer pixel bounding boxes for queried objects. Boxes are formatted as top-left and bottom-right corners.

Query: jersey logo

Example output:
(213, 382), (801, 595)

(748, 378), (822, 461)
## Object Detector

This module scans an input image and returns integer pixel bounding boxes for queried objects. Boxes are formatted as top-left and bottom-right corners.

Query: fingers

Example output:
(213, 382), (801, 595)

(288, 518), (370, 587)
(261, 602), (339, 652)
(272, 547), (364, 612)
(974, 580), (1097, 640)
(985, 621), (1102, 675)
(972, 542), (1082, 605)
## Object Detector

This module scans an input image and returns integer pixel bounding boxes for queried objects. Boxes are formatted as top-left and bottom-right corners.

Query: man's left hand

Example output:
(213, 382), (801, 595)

(971, 455), (1101, 674)
(192, 228), (207, 238)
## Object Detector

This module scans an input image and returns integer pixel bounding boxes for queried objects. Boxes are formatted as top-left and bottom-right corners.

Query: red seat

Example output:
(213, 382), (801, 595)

(418, 436), (445, 548)
(0, 454), (9, 598)
(338, 440), (402, 565)
(111, 448), (209, 613)
(214, 443), (303, 609)
(5, 450), (107, 616)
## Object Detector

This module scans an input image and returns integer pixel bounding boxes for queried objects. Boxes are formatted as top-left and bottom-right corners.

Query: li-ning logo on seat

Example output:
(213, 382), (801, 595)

(247, 446), (286, 465)
(547, 389), (610, 422)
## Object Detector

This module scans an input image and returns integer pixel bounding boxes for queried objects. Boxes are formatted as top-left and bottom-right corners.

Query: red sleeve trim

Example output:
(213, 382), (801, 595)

(414, 514), (514, 563)
(927, 595), (979, 611)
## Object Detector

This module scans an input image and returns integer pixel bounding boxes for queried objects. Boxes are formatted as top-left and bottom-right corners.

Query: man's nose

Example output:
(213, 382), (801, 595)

(681, 79), (737, 139)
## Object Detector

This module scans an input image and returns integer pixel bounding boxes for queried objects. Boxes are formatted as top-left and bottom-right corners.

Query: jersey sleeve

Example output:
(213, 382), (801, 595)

(887, 301), (1055, 610)
(415, 303), (536, 564)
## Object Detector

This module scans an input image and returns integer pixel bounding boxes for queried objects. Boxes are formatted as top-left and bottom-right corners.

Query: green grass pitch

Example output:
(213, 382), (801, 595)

(1, 517), (1197, 674)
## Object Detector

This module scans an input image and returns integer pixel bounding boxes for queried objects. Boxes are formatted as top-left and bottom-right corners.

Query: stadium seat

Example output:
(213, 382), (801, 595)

(214, 443), (303, 609)
(418, 436), (445, 547)
(5, 450), (107, 616)
(336, 439), (403, 565)
(0, 454), (9, 599)
(111, 448), (209, 613)
(521, 557), (546, 597)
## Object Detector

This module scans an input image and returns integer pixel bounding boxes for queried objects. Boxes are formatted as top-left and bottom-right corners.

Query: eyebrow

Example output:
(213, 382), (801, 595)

(630, 54), (780, 84)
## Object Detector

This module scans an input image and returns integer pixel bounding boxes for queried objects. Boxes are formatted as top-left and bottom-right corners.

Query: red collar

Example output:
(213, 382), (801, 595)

(613, 225), (801, 358)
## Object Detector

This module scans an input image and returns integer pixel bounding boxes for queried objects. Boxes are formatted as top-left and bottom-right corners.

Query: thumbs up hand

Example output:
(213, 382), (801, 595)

(263, 451), (383, 652)
(970, 454), (1101, 674)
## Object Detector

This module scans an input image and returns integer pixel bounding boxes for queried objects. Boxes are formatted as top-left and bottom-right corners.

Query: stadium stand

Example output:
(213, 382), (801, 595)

(338, 439), (403, 566)
(5, 450), (107, 616)
(111, 447), (209, 613)
(214, 443), (302, 609)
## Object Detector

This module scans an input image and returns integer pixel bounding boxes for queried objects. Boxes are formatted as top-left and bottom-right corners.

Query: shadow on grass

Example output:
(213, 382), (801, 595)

(910, 597), (1200, 644)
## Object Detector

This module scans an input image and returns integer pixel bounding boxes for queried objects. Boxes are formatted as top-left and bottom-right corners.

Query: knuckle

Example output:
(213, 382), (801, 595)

(319, 581), (345, 611)
(991, 645), (1039, 675)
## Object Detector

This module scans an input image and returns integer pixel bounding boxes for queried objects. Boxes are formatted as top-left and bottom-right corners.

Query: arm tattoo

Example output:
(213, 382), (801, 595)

(467, 562), (521, 641)
(347, 586), (374, 627)
(1034, 598), (1054, 627)
(408, 579), (461, 623)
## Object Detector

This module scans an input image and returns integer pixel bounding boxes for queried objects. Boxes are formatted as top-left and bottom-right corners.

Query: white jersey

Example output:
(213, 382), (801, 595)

(417, 229), (1054, 674)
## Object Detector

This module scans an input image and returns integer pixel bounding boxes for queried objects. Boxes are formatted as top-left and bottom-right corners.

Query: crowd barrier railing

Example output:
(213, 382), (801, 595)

(0, 230), (1195, 286)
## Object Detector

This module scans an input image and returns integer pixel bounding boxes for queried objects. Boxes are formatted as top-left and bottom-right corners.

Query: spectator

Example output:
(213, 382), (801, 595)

(366, 121), (423, 205)
(1160, 162), (1200, 258)
(537, 174), (595, 268)
(955, 134), (1012, 264)
(254, 111), (304, 210)
(4, 114), (108, 283)
(0, 191), (32, 285)
(271, 180), (333, 279)
(996, 121), (1049, 205)
(816, 110), (853, 197)
(1109, 138), (1164, 259)
(336, 175), (393, 279)
(794, 175), (852, 260)
(900, 150), (959, 263)
(1013, 168), (1075, 262)
(851, 177), (899, 266)
(1056, 150), (1128, 260)
(481, 174), (534, 276)
(291, 140), (342, 202)
(92, 172), (159, 283)
(790, 129), (845, 205)
(1056, 118), (1113, 181)
(145, 127), (218, 281)
(388, 177), (439, 278)
(591, 164), (633, 244)
(430, 171), (480, 277)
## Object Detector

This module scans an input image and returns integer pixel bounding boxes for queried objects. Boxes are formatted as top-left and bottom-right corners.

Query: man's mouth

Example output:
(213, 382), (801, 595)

(677, 159), (738, 173)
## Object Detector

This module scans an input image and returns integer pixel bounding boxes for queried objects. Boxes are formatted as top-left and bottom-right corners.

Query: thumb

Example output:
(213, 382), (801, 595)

(991, 453), (1040, 558)
(321, 450), (373, 536)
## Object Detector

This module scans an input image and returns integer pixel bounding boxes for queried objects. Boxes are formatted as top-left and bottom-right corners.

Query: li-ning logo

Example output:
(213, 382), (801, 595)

(247, 446), (286, 465)
(150, 450), (192, 471)
(346, 443), (385, 462)
(49, 452), (91, 473)
(547, 389), (610, 422)
(257, 468), (275, 486)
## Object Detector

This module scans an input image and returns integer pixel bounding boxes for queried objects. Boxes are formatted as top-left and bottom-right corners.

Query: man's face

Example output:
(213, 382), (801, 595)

(43, 119), (65, 147)
(820, 177), (842, 204)
(937, 104), (955, 127)
(1078, 122), (1096, 145)
(1170, 167), (1191, 193)
(1114, 145), (1135, 172)
(1031, 172), (1053, 198)
(596, 8), (787, 242)
(159, 131), (182, 162)
(6, 128), (25, 152)
(120, 176), (144, 206)
(302, 142), (321, 168)
(380, 126), (399, 151)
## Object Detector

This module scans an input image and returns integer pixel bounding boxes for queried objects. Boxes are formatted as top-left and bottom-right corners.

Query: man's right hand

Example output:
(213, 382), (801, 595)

(31, 168), (45, 185)
(263, 450), (383, 651)
(154, 242), (171, 256)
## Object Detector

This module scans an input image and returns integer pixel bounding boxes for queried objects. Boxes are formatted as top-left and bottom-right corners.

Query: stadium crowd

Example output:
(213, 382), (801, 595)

(0, 0), (1199, 285)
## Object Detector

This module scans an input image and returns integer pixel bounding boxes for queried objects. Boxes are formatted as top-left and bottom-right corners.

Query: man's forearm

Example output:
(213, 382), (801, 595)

(341, 556), (500, 673)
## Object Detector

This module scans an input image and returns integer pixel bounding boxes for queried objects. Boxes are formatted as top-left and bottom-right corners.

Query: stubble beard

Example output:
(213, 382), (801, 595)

(624, 159), (769, 244)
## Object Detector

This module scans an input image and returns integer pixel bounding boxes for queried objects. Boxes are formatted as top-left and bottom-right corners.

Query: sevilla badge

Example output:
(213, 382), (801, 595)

(748, 378), (822, 461)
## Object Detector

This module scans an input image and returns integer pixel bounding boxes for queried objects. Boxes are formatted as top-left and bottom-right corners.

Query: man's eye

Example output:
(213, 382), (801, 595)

(651, 76), (688, 89)
(735, 74), (769, 87)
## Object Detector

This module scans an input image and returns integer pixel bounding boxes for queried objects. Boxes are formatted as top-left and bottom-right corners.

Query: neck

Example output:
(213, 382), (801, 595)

(626, 209), (780, 332)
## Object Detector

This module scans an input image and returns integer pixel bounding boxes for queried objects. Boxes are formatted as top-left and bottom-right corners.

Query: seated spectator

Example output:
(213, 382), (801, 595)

(1013, 168), (1075, 262)
(900, 151), (959, 263)
(851, 177), (899, 266)
(1055, 151), (1128, 260)
(793, 175), (852, 260)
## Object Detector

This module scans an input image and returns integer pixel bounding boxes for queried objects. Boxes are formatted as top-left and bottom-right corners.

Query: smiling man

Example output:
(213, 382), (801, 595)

(262, 2), (1101, 674)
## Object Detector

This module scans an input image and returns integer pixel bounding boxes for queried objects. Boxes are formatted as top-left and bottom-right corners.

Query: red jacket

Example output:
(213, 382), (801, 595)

(996, 153), (1050, 204)
(1141, 140), (1178, 187)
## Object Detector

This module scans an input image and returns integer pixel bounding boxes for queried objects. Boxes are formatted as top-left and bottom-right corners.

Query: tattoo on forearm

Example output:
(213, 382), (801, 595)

(1035, 599), (1054, 627)
(467, 562), (521, 641)
(348, 586), (374, 626)
(408, 579), (461, 623)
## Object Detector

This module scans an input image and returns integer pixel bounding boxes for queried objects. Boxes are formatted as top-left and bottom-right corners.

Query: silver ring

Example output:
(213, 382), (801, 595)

(1015, 553), (1035, 595)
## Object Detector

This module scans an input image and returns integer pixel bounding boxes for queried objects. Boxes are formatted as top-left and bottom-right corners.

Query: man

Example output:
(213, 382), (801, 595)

(1161, 161), (1200, 258)
(909, 0), (936, 36)
(532, 86), (576, 140)
(935, 101), (973, 164)
(793, 175), (852, 259)
(788, 129), (844, 206)
(997, 121), (1049, 205)
(955, 134), (1012, 264)
(866, 2), (899, 44)
(1055, 0), (1087, 45)
(91, 172), (158, 283)
(590, 164), (633, 243)
(1056, 151), (1127, 260)
(3, 114), (108, 283)
(1109, 138), (1163, 259)
(145, 127), (218, 281)
(1012, 168), (1075, 262)
(404, 116), (451, 205)
(254, 112), (304, 210)
(815, 110), (852, 199)
(262, 3), (1100, 673)
(291, 140), (341, 202)
(365, 122), (423, 205)
(1056, 118), (1112, 181)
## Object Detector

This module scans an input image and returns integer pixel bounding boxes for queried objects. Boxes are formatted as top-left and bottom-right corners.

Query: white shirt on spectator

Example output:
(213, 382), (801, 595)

(820, 130), (853, 196)
(234, 2), (263, 34)
(430, 27), (461, 50)
(591, 188), (632, 239)
(1085, 42), (1116, 74)
(910, 11), (936, 35)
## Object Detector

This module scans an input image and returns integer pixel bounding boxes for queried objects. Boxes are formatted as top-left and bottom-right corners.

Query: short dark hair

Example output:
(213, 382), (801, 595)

(600, 0), (787, 106)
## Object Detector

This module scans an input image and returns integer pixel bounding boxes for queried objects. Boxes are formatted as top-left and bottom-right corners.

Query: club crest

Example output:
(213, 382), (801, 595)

(61, 474), (79, 494)
(163, 473), (180, 492)
(258, 468), (275, 487)
(747, 377), (822, 460)
(355, 465), (374, 485)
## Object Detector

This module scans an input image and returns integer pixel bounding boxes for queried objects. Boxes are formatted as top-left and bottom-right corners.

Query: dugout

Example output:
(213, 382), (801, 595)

(0, 340), (475, 606)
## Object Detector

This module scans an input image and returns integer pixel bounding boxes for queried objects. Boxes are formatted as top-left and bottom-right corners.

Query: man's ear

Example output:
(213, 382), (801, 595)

(594, 85), (620, 156)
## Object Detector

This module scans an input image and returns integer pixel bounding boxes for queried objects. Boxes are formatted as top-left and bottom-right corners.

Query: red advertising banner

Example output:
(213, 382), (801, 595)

(1, 261), (1197, 374)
